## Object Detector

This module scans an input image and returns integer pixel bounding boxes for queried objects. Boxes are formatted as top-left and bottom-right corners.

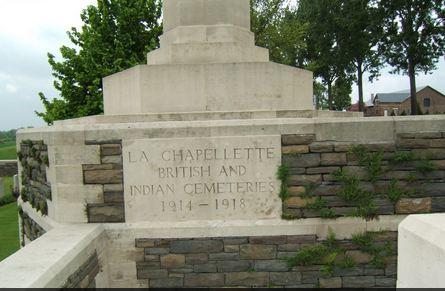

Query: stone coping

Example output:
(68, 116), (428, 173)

(17, 115), (445, 147)
(104, 215), (405, 240)
(398, 214), (445, 287)
(53, 110), (363, 126)
(0, 214), (404, 288)
(0, 224), (104, 288)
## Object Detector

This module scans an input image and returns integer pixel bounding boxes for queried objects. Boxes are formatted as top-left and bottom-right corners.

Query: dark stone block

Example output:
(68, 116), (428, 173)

(278, 244), (300, 252)
(137, 261), (161, 270)
(309, 142), (334, 153)
(342, 276), (375, 288)
(240, 244), (276, 259)
(282, 153), (321, 168)
(184, 273), (224, 287)
(254, 260), (290, 272)
(249, 235), (287, 244)
(101, 144), (122, 156)
(84, 169), (123, 184)
(301, 271), (319, 284)
(135, 238), (155, 248)
(217, 260), (251, 272)
(288, 174), (322, 186)
(223, 237), (248, 245)
(170, 240), (223, 254)
(375, 276), (396, 287)
(186, 253), (208, 264)
(333, 266), (363, 276)
(149, 277), (183, 288)
(287, 235), (317, 244)
(320, 153), (347, 166)
(432, 197), (445, 212)
(208, 252), (239, 261)
(193, 263), (217, 273)
(137, 269), (168, 280)
(103, 191), (124, 203)
(144, 248), (169, 255)
(270, 272), (302, 286)
(225, 272), (269, 287)
(282, 134), (315, 146)
(424, 183), (445, 197)
(306, 166), (340, 174)
(87, 203), (125, 223)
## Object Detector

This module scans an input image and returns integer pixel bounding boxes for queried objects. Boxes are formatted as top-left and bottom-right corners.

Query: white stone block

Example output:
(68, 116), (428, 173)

(103, 62), (314, 115)
(397, 214), (445, 288)
(123, 135), (282, 222)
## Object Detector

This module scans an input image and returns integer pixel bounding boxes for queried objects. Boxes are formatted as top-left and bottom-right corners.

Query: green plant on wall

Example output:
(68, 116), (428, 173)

(287, 229), (356, 276)
(302, 184), (335, 219)
(277, 164), (290, 201)
(349, 145), (385, 183)
(280, 143), (439, 221)
(332, 168), (378, 220)
(351, 232), (394, 269)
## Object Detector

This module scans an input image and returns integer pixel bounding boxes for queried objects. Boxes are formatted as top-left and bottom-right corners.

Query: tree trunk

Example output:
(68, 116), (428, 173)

(408, 57), (418, 115)
(357, 62), (364, 112)
(327, 81), (333, 111)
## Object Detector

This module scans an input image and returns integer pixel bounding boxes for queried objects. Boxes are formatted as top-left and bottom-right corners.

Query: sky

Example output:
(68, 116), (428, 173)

(0, 0), (444, 131)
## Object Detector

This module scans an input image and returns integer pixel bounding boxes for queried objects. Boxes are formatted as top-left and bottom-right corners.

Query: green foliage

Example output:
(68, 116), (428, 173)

(333, 168), (378, 220)
(251, 0), (308, 67)
(416, 159), (438, 174)
(0, 195), (16, 207)
(277, 165), (290, 200)
(349, 145), (385, 183)
(37, 0), (163, 124)
(287, 229), (356, 276)
(390, 151), (416, 164)
(0, 203), (20, 261)
(386, 179), (410, 204)
(352, 232), (393, 269)
(281, 213), (298, 220)
(379, 0), (445, 115)
(0, 142), (17, 160)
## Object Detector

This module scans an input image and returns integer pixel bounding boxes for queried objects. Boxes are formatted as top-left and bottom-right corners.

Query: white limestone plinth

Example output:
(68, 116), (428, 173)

(103, 62), (313, 115)
(397, 214), (445, 288)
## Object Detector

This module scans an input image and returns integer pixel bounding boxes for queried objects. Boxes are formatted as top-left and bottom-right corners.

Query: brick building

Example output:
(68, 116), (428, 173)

(367, 86), (445, 116)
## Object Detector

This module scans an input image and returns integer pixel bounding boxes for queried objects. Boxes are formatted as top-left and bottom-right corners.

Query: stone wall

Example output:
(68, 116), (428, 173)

(83, 140), (125, 223)
(62, 252), (100, 288)
(135, 233), (397, 288)
(19, 208), (46, 243)
(281, 132), (445, 220)
(18, 140), (51, 216)
(0, 160), (18, 177)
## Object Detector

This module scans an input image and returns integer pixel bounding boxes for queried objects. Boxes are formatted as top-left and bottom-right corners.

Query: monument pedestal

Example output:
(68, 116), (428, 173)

(5, 0), (445, 288)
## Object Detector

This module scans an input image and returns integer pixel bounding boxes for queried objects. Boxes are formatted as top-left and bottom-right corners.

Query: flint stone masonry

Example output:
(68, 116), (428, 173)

(62, 253), (99, 288)
(0, 160), (18, 177)
(135, 233), (397, 288)
(281, 132), (445, 219)
(18, 140), (50, 215)
(83, 141), (124, 223)
(19, 209), (46, 243)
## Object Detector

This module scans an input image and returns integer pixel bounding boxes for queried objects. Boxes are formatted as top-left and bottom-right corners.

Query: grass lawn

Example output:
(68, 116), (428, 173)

(0, 202), (20, 261)
(0, 141), (17, 160)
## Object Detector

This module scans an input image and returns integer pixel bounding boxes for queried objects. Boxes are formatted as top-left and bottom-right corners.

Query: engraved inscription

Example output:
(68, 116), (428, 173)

(123, 136), (281, 222)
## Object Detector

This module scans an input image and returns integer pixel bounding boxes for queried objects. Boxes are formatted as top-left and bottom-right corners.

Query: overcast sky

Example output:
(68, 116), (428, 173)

(0, 0), (444, 131)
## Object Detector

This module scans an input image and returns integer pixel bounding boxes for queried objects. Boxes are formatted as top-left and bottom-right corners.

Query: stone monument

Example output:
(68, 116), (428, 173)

(2, 0), (445, 288)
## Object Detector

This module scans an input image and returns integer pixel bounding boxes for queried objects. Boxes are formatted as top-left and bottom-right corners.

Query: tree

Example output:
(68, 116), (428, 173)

(251, 0), (307, 66)
(297, 0), (354, 110)
(379, 0), (445, 115)
(37, 0), (162, 124)
(331, 75), (353, 111)
(338, 0), (383, 112)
